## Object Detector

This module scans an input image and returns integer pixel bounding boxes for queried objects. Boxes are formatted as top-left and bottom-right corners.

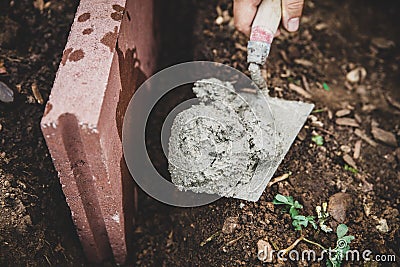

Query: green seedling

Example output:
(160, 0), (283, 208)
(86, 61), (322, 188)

(344, 164), (358, 174)
(292, 215), (318, 230)
(273, 194), (317, 231)
(272, 194), (355, 267)
(323, 82), (330, 91)
(312, 135), (324, 146)
(316, 202), (333, 233)
(326, 224), (355, 267)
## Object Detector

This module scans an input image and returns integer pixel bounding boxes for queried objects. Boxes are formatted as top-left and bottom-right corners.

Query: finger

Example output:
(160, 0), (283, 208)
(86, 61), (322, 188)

(281, 0), (304, 32)
(233, 0), (263, 36)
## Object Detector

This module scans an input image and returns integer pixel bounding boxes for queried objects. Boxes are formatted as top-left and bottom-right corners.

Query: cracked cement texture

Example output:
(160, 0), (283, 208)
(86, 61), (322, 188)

(168, 78), (274, 197)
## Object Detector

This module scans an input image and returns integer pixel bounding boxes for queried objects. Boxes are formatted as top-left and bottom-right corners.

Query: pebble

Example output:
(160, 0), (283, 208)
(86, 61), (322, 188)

(328, 192), (351, 223)
(353, 140), (362, 159)
(288, 83), (311, 98)
(346, 67), (367, 83)
(340, 145), (351, 153)
(343, 154), (357, 169)
(335, 118), (360, 127)
(376, 218), (389, 233)
(215, 16), (224, 25)
(0, 81), (14, 103)
(335, 109), (351, 117)
(371, 127), (397, 147)
(371, 37), (395, 49)
(222, 216), (239, 234)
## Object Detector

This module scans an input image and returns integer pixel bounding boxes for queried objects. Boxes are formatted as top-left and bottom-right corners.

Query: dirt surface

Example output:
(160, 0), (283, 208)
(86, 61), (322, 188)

(137, 0), (400, 266)
(0, 1), (86, 266)
(1, 0), (399, 266)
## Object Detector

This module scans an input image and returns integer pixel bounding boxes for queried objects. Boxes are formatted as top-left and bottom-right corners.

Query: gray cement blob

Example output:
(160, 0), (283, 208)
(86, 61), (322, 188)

(168, 78), (314, 201)
(168, 78), (274, 197)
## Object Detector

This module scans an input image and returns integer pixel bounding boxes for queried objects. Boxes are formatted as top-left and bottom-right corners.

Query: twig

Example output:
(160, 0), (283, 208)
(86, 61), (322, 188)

(303, 237), (327, 250)
(226, 235), (243, 246)
(281, 235), (326, 256)
(281, 236), (304, 256)
(268, 172), (292, 187)
(200, 231), (221, 247)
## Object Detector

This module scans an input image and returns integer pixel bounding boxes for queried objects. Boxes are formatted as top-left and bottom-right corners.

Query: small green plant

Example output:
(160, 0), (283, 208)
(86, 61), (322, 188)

(273, 194), (317, 231)
(344, 164), (358, 173)
(272, 194), (354, 266)
(312, 135), (324, 146)
(323, 82), (331, 91)
(326, 224), (355, 267)
(292, 215), (318, 230)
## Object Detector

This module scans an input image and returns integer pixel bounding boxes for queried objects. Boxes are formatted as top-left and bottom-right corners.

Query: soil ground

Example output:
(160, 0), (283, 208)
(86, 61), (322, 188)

(0, 0), (399, 266)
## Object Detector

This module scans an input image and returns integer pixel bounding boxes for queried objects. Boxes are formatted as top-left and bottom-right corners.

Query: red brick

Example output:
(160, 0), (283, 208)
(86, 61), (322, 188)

(41, 0), (157, 263)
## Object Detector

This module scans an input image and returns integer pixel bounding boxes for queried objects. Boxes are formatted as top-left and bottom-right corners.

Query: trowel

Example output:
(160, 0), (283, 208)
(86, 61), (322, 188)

(168, 0), (314, 202)
(239, 0), (314, 200)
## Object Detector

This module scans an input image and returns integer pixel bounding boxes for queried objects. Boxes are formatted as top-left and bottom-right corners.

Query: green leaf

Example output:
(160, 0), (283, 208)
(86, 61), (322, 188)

(323, 82), (330, 91)
(293, 200), (303, 209)
(310, 220), (318, 229)
(337, 224), (348, 238)
(272, 199), (286, 205)
(312, 135), (324, 146)
(289, 206), (299, 218)
(274, 194), (290, 204)
(344, 164), (358, 173)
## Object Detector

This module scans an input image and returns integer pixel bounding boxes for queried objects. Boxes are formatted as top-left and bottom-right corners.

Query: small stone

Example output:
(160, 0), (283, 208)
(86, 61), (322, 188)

(354, 129), (378, 147)
(215, 16), (224, 25)
(288, 83), (312, 98)
(3, 180), (10, 187)
(346, 67), (367, 83)
(343, 154), (357, 169)
(222, 217), (239, 234)
(294, 59), (313, 67)
(257, 239), (273, 263)
(353, 140), (362, 159)
(371, 37), (395, 49)
(376, 218), (389, 233)
(335, 118), (359, 127)
(335, 109), (351, 117)
(314, 23), (328, 31)
(0, 81), (14, 103)
(371, 127), (397, 147)
(328, 192), (351, 223)
(340, 145), (351, 153)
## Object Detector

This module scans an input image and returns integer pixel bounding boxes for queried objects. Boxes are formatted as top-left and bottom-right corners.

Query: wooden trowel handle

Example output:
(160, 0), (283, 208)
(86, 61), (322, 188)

(250, 0), (282, 44)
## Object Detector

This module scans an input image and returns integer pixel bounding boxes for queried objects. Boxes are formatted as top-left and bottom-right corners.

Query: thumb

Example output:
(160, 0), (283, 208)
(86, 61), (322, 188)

(281, 0), (304, 32)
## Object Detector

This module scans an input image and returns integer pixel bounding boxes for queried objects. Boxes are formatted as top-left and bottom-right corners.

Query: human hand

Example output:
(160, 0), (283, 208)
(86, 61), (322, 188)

(233, 0), (304, 36)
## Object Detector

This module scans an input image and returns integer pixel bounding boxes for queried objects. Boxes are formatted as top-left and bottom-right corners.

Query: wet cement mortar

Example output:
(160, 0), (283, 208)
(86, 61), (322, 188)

(0, 0), (399, 266)
(169, 79), (271, 197)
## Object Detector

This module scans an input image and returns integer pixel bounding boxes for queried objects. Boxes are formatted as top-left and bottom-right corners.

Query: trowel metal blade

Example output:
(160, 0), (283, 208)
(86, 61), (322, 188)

(233, 94), (314, 201)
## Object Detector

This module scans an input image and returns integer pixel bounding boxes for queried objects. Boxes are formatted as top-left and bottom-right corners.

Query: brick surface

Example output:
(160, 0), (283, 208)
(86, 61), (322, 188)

(41, 0), (157, 263)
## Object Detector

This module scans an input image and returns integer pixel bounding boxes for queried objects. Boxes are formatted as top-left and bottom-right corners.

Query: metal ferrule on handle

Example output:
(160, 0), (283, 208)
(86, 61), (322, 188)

(247, 0), (282, 65)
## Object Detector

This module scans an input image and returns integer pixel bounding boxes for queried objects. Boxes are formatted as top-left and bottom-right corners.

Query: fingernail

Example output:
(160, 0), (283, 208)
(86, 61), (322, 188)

(287, 17), (300, 32)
